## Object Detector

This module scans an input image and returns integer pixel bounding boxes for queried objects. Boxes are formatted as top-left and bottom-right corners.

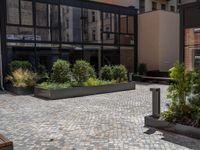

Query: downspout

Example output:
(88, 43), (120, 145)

(0, 34), (4, 91)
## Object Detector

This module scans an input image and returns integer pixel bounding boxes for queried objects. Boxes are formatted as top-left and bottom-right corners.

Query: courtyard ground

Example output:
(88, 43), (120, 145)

(0, 83), (200, 150)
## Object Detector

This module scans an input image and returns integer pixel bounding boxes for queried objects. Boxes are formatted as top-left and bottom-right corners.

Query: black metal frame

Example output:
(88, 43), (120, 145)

(179, 1), (200, 63)
(1, 0), (138, 82)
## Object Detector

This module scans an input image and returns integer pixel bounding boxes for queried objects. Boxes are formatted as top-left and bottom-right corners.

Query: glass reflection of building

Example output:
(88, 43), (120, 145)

(0, 0), (138, 78)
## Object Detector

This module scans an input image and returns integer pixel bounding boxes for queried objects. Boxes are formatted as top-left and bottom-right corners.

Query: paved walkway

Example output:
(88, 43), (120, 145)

(0, 83), (200, 150)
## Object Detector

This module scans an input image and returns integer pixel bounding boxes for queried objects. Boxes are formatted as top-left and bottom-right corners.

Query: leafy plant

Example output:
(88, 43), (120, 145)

(82, 77), (114, 87)
(51, 59), (71, 83)
(161, 63), (194, 126)
(6, 68), (38, 87)
(72, 60), (96, 83)
(38, 82), (71, 89)
(167, 63), (192, 110)
(138, 63), (147, 75)
(100, 65), (113, 81)
(9, 60), (32, 72)
(112, 65), (128, 83)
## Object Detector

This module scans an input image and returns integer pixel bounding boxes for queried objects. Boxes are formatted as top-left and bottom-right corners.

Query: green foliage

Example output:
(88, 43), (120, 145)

(100, 65), (113, 81)
(112, 65), (128, 83)
(161, 63), (200, 127)
(82, 77), (115, 87)
(9, 60), (32, 72)
(51, 59), (71, 83)
(167, 63), (192, 110)
(38, 82), (71, 89)
(138, 63), (147, 75)
(72, 60), (96, 83)
(6, 68), (38, 87)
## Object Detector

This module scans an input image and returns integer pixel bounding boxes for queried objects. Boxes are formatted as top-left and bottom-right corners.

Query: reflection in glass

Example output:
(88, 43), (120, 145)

(7, 0), (19, 24)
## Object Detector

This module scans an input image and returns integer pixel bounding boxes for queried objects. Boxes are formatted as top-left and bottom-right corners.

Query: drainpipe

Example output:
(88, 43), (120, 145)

(0, 36), (4, 91)
(0, 55), (4, 91)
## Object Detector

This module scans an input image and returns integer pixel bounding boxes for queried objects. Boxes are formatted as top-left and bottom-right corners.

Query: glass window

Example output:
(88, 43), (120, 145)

(61, 6), (82, 43)
(21, 0), (33, 25)
(139, 0), (145, 13)
(92, 11), (96, 22)
(185, 28), (200, 70)
(152, 2), (157, 11)
(83, 9), (101, 43)
(36, 28), (50, 41)
(7, 0), (19, 24)
(6, 26), (34, 41)
(170, 6), (175, 12)
(92, 30), (96, 41)
(36, 3), (48, 27)
(161, 4), (166, 10)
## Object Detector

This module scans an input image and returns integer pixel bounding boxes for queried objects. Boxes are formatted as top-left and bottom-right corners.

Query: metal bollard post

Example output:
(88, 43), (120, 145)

(129, 73), (133, 82)
(150, 88), (160, 118)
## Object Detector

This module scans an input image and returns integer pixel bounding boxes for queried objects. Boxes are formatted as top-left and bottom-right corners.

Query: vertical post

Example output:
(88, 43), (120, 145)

(150, 88), (161, 118)
(129, 73), (133, 82)
(134, 14), (138, 73)
(179, 7), (185, 63)
(0, 0), (7, 88)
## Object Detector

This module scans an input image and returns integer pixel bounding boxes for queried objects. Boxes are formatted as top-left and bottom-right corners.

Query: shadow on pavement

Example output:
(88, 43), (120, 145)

(144, 128), (200, 150)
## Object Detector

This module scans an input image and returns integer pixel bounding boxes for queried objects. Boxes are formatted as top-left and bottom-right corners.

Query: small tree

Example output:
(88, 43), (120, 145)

(72, 60), (96, 83)
(100, 65), (113, 81)
(112, 65), (128, 83)
(168, 63), (192, 110)
(51, 59), (71, 83)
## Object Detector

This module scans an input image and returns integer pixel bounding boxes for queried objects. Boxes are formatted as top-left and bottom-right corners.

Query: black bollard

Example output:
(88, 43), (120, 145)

(150, 88), (160, 118)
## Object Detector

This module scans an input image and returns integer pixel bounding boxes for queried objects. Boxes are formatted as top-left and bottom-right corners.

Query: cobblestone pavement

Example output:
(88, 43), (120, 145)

(0, 83), (200, 150)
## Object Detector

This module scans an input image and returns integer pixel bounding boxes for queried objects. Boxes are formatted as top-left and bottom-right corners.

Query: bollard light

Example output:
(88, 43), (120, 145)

(150, 88), (160, 118)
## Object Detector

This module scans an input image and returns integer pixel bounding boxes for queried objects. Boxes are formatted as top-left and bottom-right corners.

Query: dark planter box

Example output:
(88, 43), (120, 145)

(6, 84), (34, 95)
(145, 115), (200, 139)
(34, 82), (136, 100)
(0, 134), (13, 150)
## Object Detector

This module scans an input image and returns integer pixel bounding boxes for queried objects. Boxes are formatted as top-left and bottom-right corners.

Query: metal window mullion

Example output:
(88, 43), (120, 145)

(133, 14), (138, 73)
(126, 15), (128, 34)
(100, 11), (104, 69)
(58, 1), (62, 49)
(32, 0), (37, 70)
(19, 0), (22, 25)
(109, 13), (112, 32)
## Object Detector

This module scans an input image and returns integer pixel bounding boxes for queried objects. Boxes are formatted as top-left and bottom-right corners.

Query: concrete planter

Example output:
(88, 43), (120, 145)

(6, 84), (34, 95)
(145, 115), (200, 139)
(34, 82), (135, 100)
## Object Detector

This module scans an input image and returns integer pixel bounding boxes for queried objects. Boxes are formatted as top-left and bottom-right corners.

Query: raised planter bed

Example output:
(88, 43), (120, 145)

(0, 134), (13, 150)
(145, 115), (200, 139)
(34, 82), (135, 100)
(6, 84), (34, 95)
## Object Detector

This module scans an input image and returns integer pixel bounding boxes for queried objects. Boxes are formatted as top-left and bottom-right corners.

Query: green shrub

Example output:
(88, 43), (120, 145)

(82, 77), (114, 87)
(72, 60), (96, 83)
(38, 82), (71, 89)
(6, 68), (38, 87)
(161, 63), (194, 126)
(51, 59), (71, 83)
(112, 65), (128, 83)
(9, 60), (32, 72)
(138, 63), (147, 75)
(100, 65), (113, 81)
(167, 63), (192, 110)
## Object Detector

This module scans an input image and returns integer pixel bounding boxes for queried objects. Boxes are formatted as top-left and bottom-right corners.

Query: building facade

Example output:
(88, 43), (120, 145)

(139, 10), (179, 72)
(179, 0), (200, 70)
(95, 0), (178, 13)
(0, 0), (138, 86)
